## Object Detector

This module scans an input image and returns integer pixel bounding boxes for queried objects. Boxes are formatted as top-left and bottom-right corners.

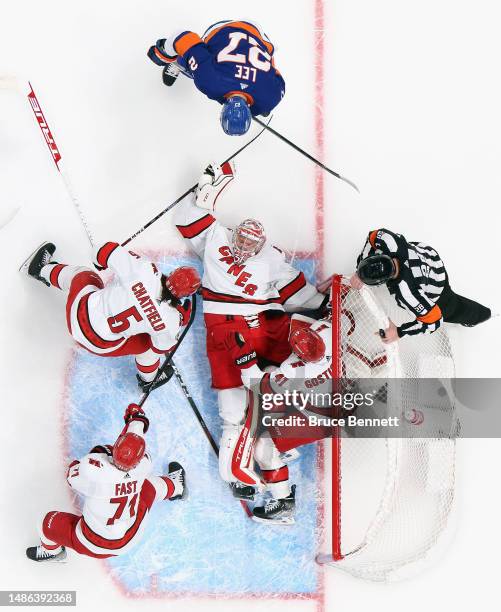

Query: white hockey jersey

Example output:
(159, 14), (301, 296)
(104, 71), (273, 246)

(174, 195), (323, 316)
(67, 445), (153, 556)
(68, 243), (181, 355)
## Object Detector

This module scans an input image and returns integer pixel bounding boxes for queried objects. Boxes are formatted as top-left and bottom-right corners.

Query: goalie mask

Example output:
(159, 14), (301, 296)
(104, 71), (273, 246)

(357, 254), (397, 286)
(290, 326), (326, 363)
(112, 433), (146, 471)
(232, 219), (266, 265)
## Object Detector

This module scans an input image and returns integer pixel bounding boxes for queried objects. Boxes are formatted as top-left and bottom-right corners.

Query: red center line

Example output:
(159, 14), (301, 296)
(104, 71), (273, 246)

(314, 1), (327, 611)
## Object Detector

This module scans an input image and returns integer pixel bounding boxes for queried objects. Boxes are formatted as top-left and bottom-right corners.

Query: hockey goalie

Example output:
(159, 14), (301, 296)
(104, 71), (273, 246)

(173, 161), (328, 500)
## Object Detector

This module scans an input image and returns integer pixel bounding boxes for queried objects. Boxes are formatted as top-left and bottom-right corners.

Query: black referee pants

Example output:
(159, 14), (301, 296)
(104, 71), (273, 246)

(437, 281), (491, 327)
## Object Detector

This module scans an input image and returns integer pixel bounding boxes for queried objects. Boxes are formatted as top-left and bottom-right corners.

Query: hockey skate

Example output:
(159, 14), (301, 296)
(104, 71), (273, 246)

(162, 62), (181, 87)
(461, 311), (492, 327)
(26, 545), (67, 563)
(230, 482), (256, 501)
(19, 242), (57, 287)
(252, 485), (296, 525)
(167, 461), (186, 500)
(137, 364), (174, 393)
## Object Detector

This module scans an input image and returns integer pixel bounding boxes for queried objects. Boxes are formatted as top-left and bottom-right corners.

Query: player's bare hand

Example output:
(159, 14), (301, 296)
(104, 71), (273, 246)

(350, 273), (364, 290)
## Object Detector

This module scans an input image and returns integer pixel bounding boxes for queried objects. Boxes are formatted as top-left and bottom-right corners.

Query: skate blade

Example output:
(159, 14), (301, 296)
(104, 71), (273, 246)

(231, 491), (256, 502)
(251, 515), (295, 526)
(35, 553), (68, 564)
(18, 241), (51, 273)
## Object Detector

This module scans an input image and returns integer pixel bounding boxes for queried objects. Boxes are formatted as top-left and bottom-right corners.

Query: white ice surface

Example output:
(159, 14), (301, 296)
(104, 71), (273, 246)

(1, 1), (501, 611)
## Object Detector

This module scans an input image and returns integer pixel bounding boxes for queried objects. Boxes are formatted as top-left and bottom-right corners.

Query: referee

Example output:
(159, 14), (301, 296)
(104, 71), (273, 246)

(351, 228), (491, 344)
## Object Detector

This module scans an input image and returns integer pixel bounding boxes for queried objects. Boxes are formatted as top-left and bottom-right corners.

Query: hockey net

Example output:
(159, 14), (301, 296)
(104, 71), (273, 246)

(318, 275), (456, 581)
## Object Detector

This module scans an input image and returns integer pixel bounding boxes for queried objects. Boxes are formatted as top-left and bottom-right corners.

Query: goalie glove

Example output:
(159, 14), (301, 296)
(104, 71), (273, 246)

(196, 161), (235, 211)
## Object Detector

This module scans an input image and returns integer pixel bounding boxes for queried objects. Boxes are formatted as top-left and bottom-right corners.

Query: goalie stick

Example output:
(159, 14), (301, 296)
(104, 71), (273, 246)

(253, 116), (359, 193)
(121, 116), (272, 246)
(170, 361), (253, 518)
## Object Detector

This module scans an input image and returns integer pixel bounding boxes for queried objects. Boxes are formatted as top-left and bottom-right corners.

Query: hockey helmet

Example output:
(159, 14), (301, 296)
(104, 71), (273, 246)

(112, 433), (146, 471)
(357, 254), (397, 286)
(221, 95), (252, 136)
(165, 266), (201, 298)
(290, 326), (326, 363)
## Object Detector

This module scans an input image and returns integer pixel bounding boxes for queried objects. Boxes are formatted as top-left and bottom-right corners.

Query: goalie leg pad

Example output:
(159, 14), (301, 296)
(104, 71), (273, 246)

(218, 389), (263, 488)
(217, 387), (247, 424)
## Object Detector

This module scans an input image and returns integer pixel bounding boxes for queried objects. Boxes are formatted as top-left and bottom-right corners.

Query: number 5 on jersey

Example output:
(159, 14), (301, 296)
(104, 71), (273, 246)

(107, 306), (143, 334)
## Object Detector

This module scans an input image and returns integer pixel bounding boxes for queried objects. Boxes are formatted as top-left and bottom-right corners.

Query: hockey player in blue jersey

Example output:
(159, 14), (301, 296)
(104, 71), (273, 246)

(147, 20), (285, 136)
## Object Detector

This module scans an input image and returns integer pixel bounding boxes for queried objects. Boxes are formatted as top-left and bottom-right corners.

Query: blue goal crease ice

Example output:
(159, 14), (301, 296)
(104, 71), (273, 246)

(66, 255), (322, 596)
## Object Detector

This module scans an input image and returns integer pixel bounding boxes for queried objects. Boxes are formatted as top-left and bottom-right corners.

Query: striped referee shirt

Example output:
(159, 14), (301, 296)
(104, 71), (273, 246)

(357, 229), (447, 337)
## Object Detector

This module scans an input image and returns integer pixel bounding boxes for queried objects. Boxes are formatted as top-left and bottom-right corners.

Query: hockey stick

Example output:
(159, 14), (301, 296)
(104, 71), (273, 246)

(252, 116), (360, 193)
(26, 82), (96, 246)
(170, 361), (253, 517)
(121, 115), (273, 247)
(136, 294), (197, 408)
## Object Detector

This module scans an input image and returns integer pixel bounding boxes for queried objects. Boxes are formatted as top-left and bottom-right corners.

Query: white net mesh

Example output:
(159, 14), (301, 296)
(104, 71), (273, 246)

(321, 276), (456, 581)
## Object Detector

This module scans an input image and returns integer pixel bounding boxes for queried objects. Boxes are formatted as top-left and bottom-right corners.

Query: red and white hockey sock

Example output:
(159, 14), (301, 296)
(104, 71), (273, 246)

(135, 349), (161, 383)
(147, 475), (177, 500)
(40, 264), (89, 291)
(40, 540), (63, 554)
(160, 476), (176, 499)
(38, 514), (63, 553)
(262, 465), (291, 499)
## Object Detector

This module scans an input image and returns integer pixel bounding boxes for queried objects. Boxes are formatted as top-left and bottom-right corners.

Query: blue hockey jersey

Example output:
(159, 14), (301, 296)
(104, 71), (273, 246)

(173, 21), (286, 117)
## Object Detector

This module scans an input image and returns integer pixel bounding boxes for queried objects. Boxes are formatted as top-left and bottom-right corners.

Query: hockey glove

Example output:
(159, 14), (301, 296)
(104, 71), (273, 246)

(196, 161), (235, 211)
(175, 299), (193, 327)
(147, 39), (178, 66)
(124, 403), (150, 433)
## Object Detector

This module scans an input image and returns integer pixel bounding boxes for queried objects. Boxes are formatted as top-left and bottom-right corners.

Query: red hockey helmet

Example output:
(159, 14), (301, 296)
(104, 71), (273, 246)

(112, 433), (146, 471)
(290, 326), (326, 363)
(232, 219), (266, 265)
(165, 266), (201, 298)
